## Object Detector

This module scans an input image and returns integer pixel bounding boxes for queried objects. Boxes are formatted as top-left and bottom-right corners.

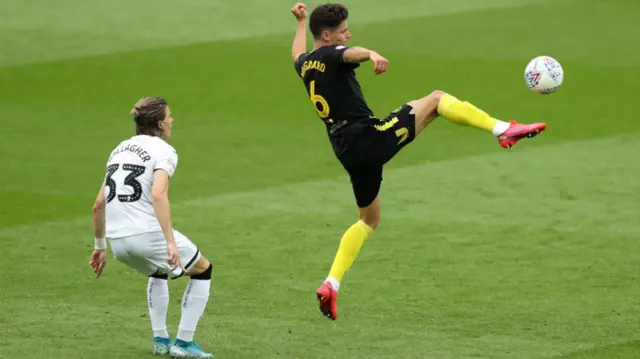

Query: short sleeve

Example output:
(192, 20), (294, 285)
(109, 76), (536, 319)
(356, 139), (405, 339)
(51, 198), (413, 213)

(155, 148), (178, 178)
(324, 45), (358, 69)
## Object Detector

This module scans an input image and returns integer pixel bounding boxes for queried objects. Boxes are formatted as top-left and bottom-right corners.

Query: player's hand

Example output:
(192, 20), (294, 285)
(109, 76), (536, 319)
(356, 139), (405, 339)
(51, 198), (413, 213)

(291, 2), (307, 21)
(89, 249), (107, 278)
(167, 242), (182, 272)
(369, 51), (389, 74)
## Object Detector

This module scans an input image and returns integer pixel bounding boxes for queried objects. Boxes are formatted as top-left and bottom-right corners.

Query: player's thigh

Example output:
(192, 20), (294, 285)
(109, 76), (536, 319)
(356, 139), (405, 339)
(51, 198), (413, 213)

(406, 90), (445, 136)
(346, 164), (383, 229)
(124, 231), (202, 276)
(171, 230), (203, 273)
(108, 237), (157, 276)
(372, 104), (417, 164)
(185, 255), (212, 276)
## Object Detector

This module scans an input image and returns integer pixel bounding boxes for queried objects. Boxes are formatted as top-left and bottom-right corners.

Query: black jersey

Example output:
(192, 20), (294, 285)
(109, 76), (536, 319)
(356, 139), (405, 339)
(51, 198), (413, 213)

(294, 45), (377, 156)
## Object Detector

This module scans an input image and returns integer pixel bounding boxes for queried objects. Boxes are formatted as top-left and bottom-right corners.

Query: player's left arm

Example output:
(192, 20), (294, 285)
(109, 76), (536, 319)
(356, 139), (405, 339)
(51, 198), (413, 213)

(151, 170), (182, 272)
(89, 184), (107, 278)
(92, 184), (106, 241)
(152, 148), (182, 271)
(290, 2), (308, 63)
(343, 47), (389, 74)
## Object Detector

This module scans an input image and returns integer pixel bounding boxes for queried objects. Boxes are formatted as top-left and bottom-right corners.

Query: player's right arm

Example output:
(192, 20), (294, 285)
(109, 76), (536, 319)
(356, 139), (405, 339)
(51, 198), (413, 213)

(89, 183), (107, 278)
(92, 184), (106, 245)
(290, 2), (308, 63)
(343, 47), (389, 74)
(151, 170), (181, 271)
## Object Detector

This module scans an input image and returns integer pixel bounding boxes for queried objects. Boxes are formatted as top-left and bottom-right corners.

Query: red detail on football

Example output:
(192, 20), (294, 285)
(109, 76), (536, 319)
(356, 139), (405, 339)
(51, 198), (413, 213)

(530, 72), (540, 83)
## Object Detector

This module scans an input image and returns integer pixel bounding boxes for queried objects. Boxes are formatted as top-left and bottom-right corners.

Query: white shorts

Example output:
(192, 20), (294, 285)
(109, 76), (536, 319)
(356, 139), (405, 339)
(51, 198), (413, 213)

(108, 229), (201, 278)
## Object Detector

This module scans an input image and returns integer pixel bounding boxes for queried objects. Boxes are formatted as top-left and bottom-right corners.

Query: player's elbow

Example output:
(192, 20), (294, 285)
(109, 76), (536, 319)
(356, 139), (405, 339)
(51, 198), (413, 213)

(151, 190), (168, 204)
(92, 200), (104, 217)
(151, 171), (170, 203)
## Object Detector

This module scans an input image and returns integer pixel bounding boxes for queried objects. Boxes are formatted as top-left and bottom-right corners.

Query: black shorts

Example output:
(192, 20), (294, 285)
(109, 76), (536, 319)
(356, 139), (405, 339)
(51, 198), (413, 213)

(338, 104), (417, 208)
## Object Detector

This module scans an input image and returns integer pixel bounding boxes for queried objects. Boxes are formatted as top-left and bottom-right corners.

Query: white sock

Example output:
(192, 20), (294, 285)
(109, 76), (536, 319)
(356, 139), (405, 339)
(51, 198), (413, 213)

(147, 277), (170, 339)
(492, 120), (511, 136)
(325, 276), (340, 292)
(177, 279), (211, 342)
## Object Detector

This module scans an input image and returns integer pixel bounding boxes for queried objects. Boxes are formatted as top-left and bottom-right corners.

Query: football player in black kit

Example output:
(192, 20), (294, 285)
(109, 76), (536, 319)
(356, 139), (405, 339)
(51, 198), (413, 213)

(291, 2), (546, 320)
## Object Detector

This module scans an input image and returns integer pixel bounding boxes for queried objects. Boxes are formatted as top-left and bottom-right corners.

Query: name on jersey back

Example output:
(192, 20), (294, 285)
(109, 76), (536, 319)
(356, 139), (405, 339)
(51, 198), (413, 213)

(109, 143), (152, 163)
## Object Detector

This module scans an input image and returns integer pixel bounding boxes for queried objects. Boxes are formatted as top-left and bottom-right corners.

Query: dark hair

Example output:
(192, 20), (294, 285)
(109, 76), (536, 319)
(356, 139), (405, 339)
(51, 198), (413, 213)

(309, 4), (349, 39)
(130, 97), (168, 136)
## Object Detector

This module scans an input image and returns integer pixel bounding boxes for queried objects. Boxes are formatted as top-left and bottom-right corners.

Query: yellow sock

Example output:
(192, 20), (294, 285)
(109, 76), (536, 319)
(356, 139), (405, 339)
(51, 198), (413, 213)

(327, 220), (374, 285)
(437, 93), (498, 134)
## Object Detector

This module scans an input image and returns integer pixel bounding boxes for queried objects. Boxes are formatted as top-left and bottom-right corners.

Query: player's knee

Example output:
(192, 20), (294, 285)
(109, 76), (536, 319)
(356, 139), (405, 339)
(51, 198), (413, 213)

(150, 270), (168, 280)
(410, 90), (445, 119)
(359, 195), (381, 229)
(366, 216), (381, 229)
(431, 90), (445, 98)
(429, 90), (445, 104)
(360, 211), (381, 229)
(189, 263), (213, 280)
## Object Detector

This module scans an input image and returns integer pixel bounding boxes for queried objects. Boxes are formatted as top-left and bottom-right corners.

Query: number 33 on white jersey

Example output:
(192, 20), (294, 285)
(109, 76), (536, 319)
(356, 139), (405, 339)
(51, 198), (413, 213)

(104, 135), (178, 238)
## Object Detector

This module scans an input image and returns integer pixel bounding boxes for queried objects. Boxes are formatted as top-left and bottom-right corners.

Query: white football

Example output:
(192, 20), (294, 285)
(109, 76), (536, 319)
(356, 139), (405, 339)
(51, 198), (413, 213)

(524, 56), (564, 94)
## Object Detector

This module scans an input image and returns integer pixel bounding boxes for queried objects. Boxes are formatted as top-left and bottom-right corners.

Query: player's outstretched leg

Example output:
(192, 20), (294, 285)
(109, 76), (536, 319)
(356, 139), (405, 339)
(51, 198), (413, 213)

(169, 256), (215, 359)
(408, 91), (546, 149)
(148, 272), (171, 356)
(317, 196), (378, 320)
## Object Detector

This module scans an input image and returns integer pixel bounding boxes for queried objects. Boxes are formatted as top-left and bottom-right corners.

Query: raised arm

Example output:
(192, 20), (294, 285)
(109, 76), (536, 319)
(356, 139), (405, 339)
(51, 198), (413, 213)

(291, 2), (308, 63)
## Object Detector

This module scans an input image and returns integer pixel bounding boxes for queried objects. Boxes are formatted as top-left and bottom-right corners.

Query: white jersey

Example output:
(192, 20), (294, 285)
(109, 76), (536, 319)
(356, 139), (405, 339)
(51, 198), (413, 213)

(104, 135), (178, 238)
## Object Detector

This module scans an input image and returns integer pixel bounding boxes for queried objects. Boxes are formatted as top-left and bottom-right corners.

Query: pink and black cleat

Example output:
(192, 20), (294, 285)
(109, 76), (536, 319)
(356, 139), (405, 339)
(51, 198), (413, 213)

(498, 120), (547, 149)
(316, 281), (338, 320)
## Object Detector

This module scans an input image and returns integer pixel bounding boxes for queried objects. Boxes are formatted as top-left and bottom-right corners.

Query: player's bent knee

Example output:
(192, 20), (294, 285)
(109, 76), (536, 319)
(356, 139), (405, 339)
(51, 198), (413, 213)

(430, 90), (445, 103)
(412, 90), (444, 105)
(409, 90), (445, 116)
(361, 214), (380, 229)
(186, 255), (212, 277)
(359, 199), (381, 229)
(189, 263), (213, 280)
(150, 270), (168, 280)
(422, 90), (444, 108)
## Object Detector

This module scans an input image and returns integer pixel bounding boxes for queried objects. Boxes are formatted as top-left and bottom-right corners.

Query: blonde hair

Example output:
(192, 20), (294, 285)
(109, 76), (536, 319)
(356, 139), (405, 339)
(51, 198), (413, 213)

(130, 97), (168, 136)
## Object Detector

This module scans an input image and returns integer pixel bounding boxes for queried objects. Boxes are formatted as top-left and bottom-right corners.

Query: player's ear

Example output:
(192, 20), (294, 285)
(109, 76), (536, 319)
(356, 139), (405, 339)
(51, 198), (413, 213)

(321, 30), (330, 42)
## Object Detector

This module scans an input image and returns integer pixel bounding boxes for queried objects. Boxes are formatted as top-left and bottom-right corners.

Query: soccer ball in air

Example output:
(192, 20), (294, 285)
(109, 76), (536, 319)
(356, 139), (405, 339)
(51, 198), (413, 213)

(524, 56), (564, 94)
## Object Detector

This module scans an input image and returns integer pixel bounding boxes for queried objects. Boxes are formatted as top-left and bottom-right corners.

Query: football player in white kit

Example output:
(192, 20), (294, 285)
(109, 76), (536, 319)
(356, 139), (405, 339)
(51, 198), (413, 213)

(89, 97), (215, 358)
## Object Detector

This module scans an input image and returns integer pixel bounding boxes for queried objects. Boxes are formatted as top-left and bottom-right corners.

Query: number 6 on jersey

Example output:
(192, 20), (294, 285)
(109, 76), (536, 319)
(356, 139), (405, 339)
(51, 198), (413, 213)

(310, 80), (332, 122)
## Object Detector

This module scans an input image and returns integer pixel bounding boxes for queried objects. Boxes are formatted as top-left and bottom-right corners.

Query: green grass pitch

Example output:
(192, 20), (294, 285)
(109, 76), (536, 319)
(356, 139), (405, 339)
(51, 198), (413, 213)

(1, 0), (639, 358)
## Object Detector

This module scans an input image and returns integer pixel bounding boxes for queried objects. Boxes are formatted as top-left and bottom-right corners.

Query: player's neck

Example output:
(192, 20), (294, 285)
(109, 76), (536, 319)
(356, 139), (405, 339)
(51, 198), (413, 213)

(136, 132), (169, 142)
(313, 40), (332, 51)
